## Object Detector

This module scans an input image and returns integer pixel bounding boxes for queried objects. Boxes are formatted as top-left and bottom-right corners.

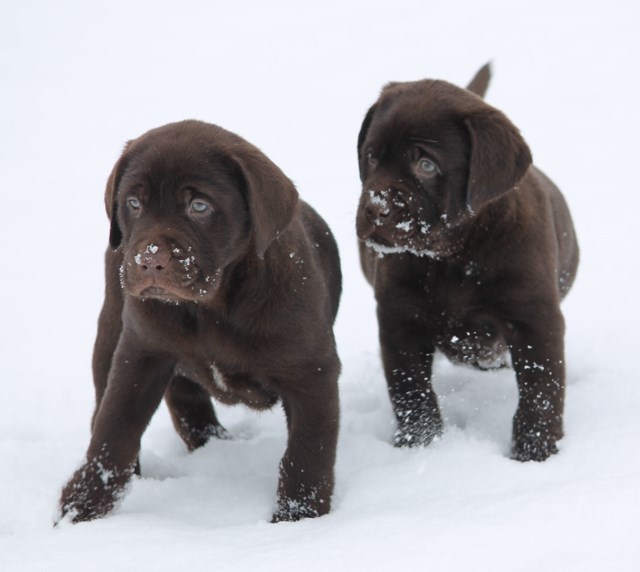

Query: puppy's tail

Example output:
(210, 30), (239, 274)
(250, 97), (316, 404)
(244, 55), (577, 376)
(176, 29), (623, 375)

(466, 62), (492, 98)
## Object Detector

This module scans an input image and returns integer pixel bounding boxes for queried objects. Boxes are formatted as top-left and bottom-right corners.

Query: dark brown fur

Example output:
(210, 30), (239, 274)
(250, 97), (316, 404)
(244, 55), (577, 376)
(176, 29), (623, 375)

(356, 66), (578, 461)
(59, 120), (342, 523)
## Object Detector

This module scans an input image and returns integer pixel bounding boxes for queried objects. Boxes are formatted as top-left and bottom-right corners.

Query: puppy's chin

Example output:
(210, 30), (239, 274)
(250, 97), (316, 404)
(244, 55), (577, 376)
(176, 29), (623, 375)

(358, 220), (451, 260)
(137, 286), (188, 304)
(125, 276), (222, 305)
(359, 225), (464, 260)
(364, 239), (442, 260)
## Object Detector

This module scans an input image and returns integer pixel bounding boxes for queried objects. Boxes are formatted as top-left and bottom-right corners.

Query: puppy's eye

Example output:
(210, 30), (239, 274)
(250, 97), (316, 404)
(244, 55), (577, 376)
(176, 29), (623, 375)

(366, 151), (378, 166)
(190, 200), (210, 214)
(127, 197), (141, 210)
(419, 158), (438, 175)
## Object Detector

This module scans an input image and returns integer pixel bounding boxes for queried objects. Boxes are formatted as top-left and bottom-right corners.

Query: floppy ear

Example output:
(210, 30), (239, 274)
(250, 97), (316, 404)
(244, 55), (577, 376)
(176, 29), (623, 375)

(232, 149), (299, 258)
(357, 104), (377, 179)
(464, 108), (532, 214)
(104, 143), (132, 250)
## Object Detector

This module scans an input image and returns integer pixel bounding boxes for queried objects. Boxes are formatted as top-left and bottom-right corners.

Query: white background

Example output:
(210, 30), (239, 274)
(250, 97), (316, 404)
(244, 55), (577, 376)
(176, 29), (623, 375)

(1, 1), (639, 570)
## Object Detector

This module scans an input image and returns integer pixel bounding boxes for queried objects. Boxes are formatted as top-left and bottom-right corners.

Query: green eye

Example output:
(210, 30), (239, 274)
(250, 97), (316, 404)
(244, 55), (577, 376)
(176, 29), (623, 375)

(191, 200), (210, 214)
(419, 158), (437, 174)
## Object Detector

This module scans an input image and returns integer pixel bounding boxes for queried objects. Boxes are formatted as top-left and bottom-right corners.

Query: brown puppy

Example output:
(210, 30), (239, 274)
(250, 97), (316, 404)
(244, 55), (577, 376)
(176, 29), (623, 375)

(59, 120), (341, 523)
(356, 65), (578, 461)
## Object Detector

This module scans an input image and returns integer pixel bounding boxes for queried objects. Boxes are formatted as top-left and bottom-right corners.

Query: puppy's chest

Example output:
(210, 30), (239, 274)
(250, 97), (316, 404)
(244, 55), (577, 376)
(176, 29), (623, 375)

(151, 307), (279, 408)
(177, 354), (279, 410)
(429, 259), (490, 313)
(428, 260), (511, 369)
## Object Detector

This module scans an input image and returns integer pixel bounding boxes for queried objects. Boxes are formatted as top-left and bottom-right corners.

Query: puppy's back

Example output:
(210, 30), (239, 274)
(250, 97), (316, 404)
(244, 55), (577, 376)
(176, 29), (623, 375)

(297, 202), (342, 323)
(525, 167), (579, 297)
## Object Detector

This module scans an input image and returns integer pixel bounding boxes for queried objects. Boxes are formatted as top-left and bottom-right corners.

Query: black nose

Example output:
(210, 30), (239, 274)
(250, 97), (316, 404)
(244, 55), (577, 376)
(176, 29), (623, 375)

(135, 243), (171, 274)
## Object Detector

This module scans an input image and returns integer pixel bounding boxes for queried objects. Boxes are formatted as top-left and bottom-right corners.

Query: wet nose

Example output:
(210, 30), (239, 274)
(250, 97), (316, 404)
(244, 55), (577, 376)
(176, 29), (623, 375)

(135, 243), (172, 274)
(364, 190), (392, 224)
(364, 201), (391, 223)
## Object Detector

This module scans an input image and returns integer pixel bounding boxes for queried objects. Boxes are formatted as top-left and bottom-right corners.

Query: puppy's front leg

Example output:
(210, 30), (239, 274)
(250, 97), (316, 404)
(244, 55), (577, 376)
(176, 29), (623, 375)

(272, 359), (340, 522)
(510, 311), (566, 462)
(90, 248), (124, 430)
(58, 339), (174, 523)
(378, 306), (442, 447)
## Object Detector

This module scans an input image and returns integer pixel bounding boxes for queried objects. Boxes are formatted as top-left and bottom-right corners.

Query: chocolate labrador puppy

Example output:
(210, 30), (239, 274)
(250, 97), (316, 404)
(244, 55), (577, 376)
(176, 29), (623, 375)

(58, 120), (341, 523)
(356, 65), (578, 461)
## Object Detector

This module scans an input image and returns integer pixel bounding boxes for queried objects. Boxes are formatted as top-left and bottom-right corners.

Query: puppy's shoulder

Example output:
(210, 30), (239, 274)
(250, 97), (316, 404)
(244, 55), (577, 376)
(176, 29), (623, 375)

(522, 166), (562, 199)
(297, 202), (335, 247)
(517, 166), (570, 224)
(292, 200), (342, 321)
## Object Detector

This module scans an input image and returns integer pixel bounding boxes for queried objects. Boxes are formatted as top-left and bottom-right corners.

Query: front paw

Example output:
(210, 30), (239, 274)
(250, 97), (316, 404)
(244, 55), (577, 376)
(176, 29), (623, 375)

(393, 411), (443, 448)
(511, 431), (559, 462)
(271, 493), (330, 523)
(511, 409), (562, 462)
(57, 459), (134, 524)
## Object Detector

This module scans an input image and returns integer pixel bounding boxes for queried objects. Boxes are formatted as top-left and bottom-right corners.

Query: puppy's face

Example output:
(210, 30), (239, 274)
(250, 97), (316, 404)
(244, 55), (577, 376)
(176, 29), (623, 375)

(116, 149), (249, 304)
(356, 80), (532, 258)
(106, 121), (298, 304)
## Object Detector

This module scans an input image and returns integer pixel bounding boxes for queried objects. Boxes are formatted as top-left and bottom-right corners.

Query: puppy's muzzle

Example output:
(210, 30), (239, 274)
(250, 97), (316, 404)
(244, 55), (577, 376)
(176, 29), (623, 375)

(358, 187), (417, 242)
(135, 242), (172, 276)
(364, 190), (392, 225)
(124, 237), (203, 301)
(357, 189), (394, 239)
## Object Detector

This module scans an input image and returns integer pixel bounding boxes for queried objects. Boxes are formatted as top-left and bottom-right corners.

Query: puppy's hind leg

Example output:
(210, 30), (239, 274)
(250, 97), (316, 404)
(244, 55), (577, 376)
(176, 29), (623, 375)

(165, 376), (229, 451)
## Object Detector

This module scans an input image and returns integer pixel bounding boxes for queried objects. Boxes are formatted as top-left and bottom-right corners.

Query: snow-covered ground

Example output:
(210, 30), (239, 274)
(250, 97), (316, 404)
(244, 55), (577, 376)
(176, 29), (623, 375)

(2, 1), (639, 570)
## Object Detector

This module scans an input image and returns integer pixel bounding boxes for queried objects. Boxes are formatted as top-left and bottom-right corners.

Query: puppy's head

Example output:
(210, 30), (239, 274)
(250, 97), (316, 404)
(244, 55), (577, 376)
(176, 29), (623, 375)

(105, 120), (298, 304)
(356, 78), (532, 258)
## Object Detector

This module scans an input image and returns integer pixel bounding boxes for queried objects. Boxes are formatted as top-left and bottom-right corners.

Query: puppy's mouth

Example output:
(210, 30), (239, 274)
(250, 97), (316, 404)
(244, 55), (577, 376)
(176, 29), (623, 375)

(139, 286), (184, 302)
(128, 275), (219, 304)
(364, 239), (441, 259)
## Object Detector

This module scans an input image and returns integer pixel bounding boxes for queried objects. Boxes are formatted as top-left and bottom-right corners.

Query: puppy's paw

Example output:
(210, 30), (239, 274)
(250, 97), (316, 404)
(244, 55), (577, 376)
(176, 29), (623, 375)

(209, 424), (232, 440)
(271, 495), (329, 523)
(511, 432), (559, 462)
(393, 415), (443, 448)
(183, 423), (232, 451)
(57, 459), (134, 524)
(58, 484), (112, 525)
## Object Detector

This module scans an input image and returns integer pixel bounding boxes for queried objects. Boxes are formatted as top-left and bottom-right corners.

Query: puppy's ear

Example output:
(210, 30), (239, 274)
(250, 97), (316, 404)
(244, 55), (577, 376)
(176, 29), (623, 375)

(232, 149), (299, 258)
(466, 62), (492, 99)
(357, 104), (377, 179)
(104, 143), (131, 250)
(464, 108), (532, 214)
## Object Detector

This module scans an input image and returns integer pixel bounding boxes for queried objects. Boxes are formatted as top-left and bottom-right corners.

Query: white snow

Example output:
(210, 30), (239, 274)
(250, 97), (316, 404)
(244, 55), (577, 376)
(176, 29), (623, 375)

(210, 363), (229, 393)
(368, 190), (390, 212)
(365, 240), (441, 259)
(135, 244), (160, 265)
(1, 1), (640, 571)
